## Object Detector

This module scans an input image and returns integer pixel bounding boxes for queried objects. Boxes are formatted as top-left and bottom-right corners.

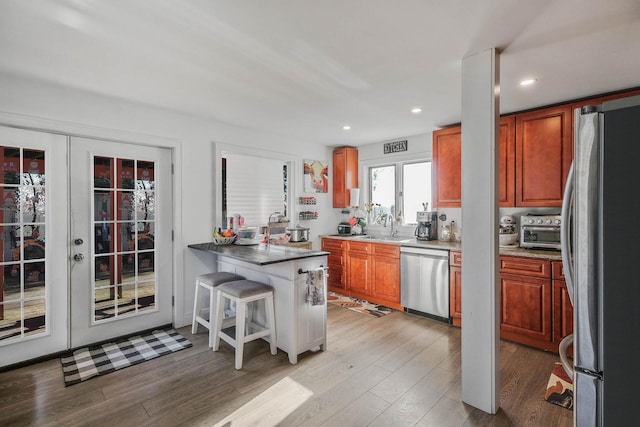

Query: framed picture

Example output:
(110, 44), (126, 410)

(303, 159), (328, 193)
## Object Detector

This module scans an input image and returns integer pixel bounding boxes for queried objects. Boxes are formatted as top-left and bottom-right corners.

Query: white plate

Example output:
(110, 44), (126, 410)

(500, 243), (519, 248)
(234, 239), (260, 245)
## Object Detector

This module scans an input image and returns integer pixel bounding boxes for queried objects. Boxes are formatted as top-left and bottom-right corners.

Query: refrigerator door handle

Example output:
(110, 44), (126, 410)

(559, 333), (575, 377)
(561, 162), (575, 306)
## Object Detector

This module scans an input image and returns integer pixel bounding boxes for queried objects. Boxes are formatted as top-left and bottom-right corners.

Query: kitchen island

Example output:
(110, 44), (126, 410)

(188, 242), (329, 364)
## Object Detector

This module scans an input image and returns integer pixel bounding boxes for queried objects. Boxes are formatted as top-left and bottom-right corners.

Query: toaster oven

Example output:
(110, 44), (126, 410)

(520, 214), (562, 250)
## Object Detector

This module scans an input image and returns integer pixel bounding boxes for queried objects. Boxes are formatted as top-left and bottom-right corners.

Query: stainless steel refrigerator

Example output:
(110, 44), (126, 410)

(560, 95), (640, 426)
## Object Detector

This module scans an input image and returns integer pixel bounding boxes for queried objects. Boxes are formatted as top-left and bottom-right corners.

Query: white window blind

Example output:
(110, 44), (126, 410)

(225, 153), (285, 228)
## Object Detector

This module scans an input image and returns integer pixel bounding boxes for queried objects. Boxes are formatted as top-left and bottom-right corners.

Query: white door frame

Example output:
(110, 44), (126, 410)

(0, 113), (184, 351)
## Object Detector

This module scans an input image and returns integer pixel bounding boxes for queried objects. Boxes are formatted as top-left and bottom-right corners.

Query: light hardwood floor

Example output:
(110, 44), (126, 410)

(0, 305), (573, 426)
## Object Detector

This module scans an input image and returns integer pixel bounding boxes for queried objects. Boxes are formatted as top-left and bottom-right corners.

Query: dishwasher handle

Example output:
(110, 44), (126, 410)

(400, 246), (449, 258)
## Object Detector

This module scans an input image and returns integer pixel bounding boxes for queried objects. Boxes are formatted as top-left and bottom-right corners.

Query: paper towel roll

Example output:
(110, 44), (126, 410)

(349, 188), (360, 207)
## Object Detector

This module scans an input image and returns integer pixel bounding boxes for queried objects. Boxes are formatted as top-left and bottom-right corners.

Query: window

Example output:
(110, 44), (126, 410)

(222, 153), (288, 228)
(368, 160), (431, 226)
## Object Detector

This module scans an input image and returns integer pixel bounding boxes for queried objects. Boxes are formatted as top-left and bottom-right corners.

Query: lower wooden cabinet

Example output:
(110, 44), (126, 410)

(371, 244), (400, 305)
(321, 238), (345, 293)
(322, 238), (402, 310)
(552, 261), (574, 351)
(449, 251), (462, 327)
(499, 256), (573, 353)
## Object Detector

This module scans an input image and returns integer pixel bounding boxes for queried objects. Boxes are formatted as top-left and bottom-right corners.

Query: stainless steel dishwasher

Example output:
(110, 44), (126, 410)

(400, 246), (450, 322)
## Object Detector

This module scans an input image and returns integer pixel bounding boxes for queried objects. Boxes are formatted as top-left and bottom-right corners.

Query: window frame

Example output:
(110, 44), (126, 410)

(362, 156), (432, 234)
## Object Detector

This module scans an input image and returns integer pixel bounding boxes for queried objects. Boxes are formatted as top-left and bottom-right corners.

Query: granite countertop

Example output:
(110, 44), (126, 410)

(321, 234), (562, 260)
(188, 242), (329, 266)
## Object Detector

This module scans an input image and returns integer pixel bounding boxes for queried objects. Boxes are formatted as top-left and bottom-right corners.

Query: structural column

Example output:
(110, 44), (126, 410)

(460, 48), (500, 414)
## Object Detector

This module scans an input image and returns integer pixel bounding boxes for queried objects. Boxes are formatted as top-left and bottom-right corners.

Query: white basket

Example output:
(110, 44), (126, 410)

(213, 236), (237, 245)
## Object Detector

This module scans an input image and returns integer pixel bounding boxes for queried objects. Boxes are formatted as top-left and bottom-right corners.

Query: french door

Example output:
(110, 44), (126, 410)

(0, 127), (173, 367)
(0, 127), (68, 366)
(69, 137), (172, 348)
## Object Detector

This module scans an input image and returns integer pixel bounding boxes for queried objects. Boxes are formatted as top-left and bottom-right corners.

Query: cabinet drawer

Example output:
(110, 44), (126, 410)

(321, 239), (343, 251)
(372, 243), (399, 258)
(500, 256), (550, 278)
(552, 261), (565, 280)
(346, 240), (371, 254)
(450, 251), (462, 267)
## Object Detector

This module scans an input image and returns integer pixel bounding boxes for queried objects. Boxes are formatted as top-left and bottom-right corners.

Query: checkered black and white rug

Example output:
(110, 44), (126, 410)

(60, 328), (192, 386)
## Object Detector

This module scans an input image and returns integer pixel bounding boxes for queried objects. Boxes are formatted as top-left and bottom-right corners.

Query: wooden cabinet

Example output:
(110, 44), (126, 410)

(432, 126), (462, 207)
(515, 105), (573, 207)
(332, 147), (358, 208)
(346, 241), (372, 296)
(552, 261), (573, 350)
(371, 244), (400, 305)
(449, 250), (462, 327)
(333, 240), (402, 310)
(432, 116), (515, 208)
(499, 116), (516, 206)
(322, 238), (345, 292)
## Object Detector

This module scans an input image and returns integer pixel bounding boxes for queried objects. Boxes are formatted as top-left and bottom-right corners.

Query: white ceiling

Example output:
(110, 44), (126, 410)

(1, 0), (640, 146)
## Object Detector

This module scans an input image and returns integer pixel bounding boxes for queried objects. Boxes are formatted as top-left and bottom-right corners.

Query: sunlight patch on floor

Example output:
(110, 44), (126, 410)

(212, 376), (313, 426)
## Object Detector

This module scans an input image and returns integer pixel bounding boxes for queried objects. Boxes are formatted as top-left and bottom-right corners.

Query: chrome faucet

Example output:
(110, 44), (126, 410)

(384, 214), (398, 237)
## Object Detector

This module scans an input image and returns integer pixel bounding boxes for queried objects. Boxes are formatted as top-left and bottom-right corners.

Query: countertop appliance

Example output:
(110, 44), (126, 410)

(559, 96), (640, 426)
(400, 246), (449, 322)
(519, 213), (561, 250)
(415, 211), (438, 241)
(287, 226), (310, 242)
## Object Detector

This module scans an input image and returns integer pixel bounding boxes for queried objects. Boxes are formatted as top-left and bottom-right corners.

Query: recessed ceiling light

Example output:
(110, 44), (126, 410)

(411, 107), (422, 114)
(343, 125), (351, 131)
(520, 78), (537, 86)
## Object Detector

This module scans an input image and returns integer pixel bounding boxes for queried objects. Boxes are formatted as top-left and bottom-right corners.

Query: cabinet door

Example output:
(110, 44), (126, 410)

(500, 273), (552, 348)
(332, 147), (358, 208)
(499, 116), (516, 207)
(450, 265), (462, 327)
(432, 126), (462, 207)
(322, 239), (345, 291)
(553, 279), (574, 347)
(347, 251), (371, 295)
(372, 255), (400, 304)
(515, 105), (573, 207)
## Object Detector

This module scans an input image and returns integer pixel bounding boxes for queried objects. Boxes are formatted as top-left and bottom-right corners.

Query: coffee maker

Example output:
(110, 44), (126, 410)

(415, 211), (438, 241)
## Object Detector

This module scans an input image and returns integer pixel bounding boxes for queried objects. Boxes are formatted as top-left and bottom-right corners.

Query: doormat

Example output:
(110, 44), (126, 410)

(327, 292), (393, 318)
(60, 328), (191, 386)
(544, 362), (574, 409)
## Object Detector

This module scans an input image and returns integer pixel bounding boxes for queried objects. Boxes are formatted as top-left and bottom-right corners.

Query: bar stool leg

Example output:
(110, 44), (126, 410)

(235, 301), (246, 370)
(212, 289), (225, 352)
(191, 278), (201, 334)
(266, 294), (277, 356)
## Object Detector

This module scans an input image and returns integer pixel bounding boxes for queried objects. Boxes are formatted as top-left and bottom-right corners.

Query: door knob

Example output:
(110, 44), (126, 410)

(74, 238), (84, 245)
(73, 253), (84, 262)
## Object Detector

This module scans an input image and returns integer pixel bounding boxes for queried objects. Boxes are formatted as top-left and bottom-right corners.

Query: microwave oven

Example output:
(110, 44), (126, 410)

(520, 214), (562, 250)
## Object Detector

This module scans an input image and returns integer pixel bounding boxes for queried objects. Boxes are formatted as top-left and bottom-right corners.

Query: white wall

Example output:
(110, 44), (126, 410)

(0, 72), (337, 328)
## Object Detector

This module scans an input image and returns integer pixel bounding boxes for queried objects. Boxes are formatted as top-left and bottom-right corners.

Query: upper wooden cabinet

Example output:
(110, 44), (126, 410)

(432, 116), (515, 208)
(332, 147), (358, 208)
(432, 126), (462, 207)
(515, 105), (573, 207)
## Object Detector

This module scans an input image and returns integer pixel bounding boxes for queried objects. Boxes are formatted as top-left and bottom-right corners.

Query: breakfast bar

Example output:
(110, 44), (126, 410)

(188, 242), (329, 364)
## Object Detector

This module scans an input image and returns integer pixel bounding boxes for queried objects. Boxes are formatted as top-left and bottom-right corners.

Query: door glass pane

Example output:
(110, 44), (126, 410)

(92, 157), (157, 323)
(0, 147), (49, 343)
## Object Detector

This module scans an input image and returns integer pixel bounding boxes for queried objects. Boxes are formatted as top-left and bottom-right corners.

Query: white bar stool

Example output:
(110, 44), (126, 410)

(191, 271), (245, 347)
(212, 280), (277, 370)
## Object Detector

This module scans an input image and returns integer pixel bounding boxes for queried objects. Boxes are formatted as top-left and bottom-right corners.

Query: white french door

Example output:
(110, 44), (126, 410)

(69, 137), (173, 348)
(0, 128), (173, 368)
(0, 127), (68, 367)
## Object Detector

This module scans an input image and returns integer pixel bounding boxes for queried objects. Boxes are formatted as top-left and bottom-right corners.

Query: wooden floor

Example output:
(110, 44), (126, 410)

(0, 305), (573, 426)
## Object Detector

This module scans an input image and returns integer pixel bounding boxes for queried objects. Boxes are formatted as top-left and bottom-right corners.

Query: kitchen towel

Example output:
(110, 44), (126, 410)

(305, 267), (326, 306)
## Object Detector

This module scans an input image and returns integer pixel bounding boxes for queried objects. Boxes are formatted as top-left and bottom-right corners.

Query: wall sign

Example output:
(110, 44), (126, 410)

(383, 140), (408, 154)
